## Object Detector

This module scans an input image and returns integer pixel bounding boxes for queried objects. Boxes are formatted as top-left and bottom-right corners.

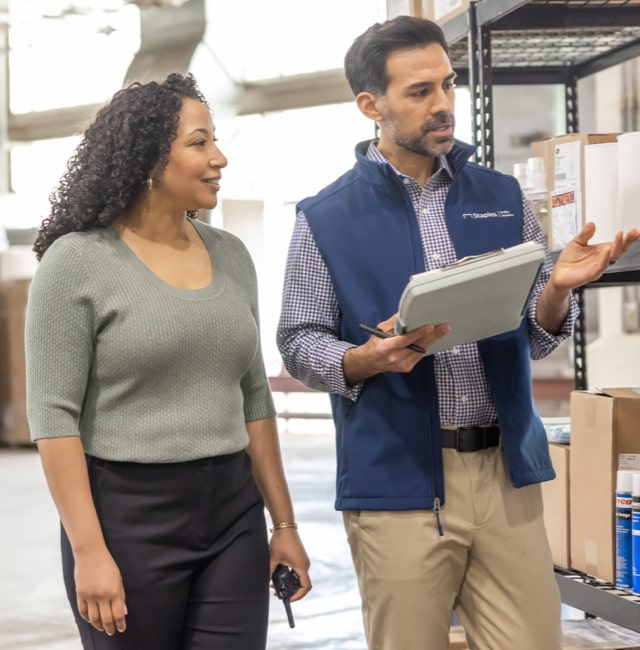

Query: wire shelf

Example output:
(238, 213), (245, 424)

(449, 26), (640, 68)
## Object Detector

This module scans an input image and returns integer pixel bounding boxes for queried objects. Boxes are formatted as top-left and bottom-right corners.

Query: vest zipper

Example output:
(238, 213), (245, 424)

(433, 497), (444, 536)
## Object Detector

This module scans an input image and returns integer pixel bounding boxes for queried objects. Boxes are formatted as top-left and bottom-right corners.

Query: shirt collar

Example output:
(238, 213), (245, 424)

(365, 139), (454, 183)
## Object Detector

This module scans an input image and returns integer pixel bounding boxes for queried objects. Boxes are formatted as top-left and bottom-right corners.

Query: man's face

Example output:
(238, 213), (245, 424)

(377, 43), (456, 159)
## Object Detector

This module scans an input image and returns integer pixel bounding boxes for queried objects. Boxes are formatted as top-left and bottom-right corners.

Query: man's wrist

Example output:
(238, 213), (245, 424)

(343, 345), (375, 386)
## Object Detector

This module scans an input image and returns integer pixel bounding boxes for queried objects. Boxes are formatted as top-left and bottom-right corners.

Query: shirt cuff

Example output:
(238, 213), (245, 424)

(322, 340), (363, 402)
(528, 293), (579, 354)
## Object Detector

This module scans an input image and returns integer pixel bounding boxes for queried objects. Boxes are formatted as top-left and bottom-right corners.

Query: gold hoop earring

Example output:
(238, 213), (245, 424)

(147, 178), (154, 191)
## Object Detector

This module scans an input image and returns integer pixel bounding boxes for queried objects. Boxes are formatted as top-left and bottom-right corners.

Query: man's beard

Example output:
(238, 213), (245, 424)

(382, 113), (456, 158)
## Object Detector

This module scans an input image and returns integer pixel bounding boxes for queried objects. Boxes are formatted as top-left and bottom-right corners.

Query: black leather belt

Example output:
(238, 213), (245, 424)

(441, 426), (500, 452)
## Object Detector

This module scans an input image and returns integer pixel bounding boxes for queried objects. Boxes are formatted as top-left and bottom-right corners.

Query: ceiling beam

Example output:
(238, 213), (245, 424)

(8, 67), (355, 141)
(235, 68), (353, 116)
(8, 104), (102, 141)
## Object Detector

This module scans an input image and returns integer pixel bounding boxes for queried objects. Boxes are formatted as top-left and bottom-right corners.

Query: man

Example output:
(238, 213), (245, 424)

(277, 15), (638, 650)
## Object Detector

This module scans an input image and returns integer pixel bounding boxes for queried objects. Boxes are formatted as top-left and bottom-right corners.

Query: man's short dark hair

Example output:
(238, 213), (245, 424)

(344, 15), (450, 96)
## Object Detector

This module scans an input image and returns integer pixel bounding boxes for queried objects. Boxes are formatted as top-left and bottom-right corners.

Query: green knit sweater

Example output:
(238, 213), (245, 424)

(25, 218), (276, 463)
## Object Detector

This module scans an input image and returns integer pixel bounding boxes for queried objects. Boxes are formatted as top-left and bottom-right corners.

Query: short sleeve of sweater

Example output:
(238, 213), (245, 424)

(229, 236), (276, 422)
(25, 238), (95, 441)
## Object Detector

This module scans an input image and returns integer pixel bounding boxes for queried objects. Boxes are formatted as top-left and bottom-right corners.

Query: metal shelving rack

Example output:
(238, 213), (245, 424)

(439, 0), (640, 632)
(444, 0), (640, 390)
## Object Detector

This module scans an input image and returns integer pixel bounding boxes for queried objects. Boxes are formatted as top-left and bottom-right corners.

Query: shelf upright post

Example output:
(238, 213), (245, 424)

(562, 67), (588, 389)
(572, 287), (588, 390)
(564, 70), (579, 135)
(478, 23), (494, 168)
(467, 1), (483, 164)
(467, 1), (495, 168)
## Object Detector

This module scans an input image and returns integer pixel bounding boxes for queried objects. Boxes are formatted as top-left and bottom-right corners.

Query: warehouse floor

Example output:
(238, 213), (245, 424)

(5, 433), (640, 650)
(0, 434), (365, 650)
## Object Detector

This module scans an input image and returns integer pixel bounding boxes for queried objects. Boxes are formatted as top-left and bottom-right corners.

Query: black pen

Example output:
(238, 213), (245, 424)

(359, 323), (426, 354)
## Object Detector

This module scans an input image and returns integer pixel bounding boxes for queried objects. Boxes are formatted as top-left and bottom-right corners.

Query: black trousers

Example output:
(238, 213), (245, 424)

(61, 451), (270, 650)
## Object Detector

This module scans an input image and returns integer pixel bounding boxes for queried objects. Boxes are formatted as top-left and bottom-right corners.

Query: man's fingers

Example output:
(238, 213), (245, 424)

(415, 323), (451, 350)
(573, 221), (596, 246)
(621, 228), (640, 253)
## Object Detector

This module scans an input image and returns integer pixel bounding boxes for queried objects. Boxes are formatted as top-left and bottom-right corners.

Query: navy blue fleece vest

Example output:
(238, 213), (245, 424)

(301, 139), (554, 511)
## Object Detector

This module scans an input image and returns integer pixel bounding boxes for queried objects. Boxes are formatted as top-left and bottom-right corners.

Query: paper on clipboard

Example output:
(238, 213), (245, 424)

(394, 241), (545, 355)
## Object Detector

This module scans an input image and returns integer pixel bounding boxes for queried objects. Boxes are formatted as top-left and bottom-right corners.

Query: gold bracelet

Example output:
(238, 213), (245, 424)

(269, 522), (298, 533)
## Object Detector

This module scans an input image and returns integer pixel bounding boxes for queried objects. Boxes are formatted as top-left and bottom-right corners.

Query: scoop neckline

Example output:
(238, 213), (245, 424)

(107, 217), (225, 300)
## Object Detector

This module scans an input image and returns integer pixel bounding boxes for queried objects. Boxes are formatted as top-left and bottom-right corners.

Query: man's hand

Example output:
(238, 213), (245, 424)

(536, 222), (640, 334)
(550, 222), (640, 293)
(343, 314), (450, 385)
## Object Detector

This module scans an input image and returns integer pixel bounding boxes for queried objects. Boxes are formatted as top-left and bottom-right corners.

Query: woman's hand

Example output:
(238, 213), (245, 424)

(269, 527), (312, 603)
(74, 547), (127, 635)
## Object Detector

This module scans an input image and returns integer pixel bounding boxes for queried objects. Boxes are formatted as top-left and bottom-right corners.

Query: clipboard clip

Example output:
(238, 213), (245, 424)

(438, 248), (506, 271)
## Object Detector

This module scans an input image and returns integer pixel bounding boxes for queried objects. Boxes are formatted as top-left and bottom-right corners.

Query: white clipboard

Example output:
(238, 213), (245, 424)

(394, 241), (546, 356)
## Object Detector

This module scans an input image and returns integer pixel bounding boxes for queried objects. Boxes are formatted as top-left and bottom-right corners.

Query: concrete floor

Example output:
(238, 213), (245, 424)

(0, 434), (366, 650)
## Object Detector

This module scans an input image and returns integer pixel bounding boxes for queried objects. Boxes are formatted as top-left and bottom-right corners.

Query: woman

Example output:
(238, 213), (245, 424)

(25, 72), (311, 650)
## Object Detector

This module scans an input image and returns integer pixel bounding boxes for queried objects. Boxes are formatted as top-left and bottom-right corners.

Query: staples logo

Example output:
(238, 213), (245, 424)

(462, 210), (515, 219)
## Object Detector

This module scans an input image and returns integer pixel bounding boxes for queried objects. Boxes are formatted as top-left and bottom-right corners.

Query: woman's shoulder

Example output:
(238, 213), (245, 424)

(39, 227), (118, 272)
(190, 218), (249, 254)
(48, 226), (115, 251)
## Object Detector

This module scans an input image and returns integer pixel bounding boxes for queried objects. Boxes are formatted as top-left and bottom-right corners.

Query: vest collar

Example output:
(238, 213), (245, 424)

(354, 138), (475, 183)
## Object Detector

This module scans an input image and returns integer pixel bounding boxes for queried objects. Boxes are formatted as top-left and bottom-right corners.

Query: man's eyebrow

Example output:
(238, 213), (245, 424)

(407, 80), (434, 91)
(407, 73), (457, 91)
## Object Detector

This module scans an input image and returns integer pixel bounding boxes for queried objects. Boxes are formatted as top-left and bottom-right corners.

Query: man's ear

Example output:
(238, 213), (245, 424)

(356, 91), (383, 122)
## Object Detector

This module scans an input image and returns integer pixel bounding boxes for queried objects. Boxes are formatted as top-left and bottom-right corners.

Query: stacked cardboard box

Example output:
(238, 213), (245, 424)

(542, 441), (571, 568)
(0, 277), (32, 446)
(530, 133), (619, 250)
(569, 389), (640, 583)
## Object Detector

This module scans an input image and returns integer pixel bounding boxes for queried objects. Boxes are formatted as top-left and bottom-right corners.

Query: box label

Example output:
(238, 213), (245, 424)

(550, 189), (579, 249)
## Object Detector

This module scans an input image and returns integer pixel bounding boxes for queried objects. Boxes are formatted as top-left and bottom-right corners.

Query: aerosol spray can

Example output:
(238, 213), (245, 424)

(632, 473), (640, 594)
(616, 470), (634, 589)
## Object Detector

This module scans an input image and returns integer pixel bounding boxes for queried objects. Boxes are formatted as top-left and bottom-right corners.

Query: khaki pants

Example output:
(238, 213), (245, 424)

(343, 447), (562, 650)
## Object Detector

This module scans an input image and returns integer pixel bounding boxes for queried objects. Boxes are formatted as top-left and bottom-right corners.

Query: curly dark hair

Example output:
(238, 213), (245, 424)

(33, 72), (208, 260)
(344, 15), (449, 97)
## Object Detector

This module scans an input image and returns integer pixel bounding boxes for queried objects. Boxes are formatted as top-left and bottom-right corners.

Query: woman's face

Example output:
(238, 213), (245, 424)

(156, 97), (228, 213)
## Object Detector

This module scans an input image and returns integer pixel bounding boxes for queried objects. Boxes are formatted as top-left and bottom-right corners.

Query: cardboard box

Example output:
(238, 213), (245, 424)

(386, 0), (471, 24)
(0, 277), (32, 446)
(542, 442), (571, 569)
(530, 133), (619, 250)
(569, 389), (640, 583)
(386, 0), (426, 18)
(427, 0), (471, 24)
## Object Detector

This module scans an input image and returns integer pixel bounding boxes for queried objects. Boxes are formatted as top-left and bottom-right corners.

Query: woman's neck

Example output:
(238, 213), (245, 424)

(114, 211), (191, 245)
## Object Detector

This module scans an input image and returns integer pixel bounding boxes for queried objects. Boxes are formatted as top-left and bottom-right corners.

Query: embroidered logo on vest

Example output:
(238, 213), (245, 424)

(462, 210), (515, 219)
